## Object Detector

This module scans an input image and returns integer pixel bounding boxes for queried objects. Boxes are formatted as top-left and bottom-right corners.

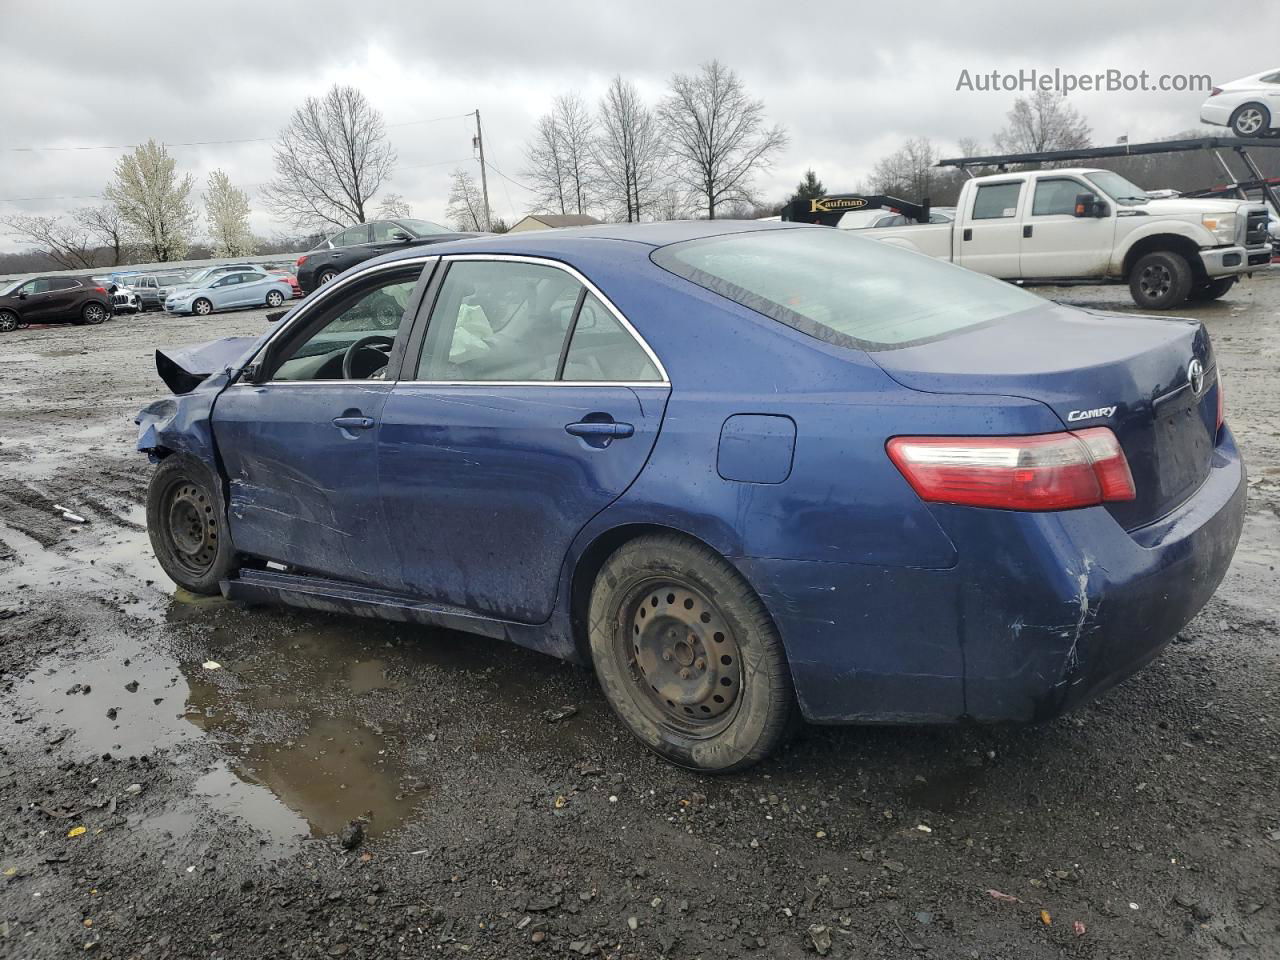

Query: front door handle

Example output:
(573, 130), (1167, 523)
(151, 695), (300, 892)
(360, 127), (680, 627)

(332, 416), (375, 431)
(1023, 224), (1033, 238)
(566, 420), (634, 439)
(962, 227), (973, 241)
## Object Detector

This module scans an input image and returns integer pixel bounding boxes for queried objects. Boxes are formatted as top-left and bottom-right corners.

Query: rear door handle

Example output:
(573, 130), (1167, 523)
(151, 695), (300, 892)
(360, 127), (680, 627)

(1023, 224), (1033, 238)
(566, 421), (634, 439)
(332, 416), (375, 431)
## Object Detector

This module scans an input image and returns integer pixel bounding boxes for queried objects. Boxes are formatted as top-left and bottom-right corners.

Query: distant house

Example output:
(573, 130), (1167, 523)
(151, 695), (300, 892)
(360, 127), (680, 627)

(508, 213), (603, 232)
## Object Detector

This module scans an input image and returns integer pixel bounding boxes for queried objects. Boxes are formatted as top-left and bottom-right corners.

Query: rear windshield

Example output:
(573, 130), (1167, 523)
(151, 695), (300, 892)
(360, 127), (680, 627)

(651, 227), (1042, 349)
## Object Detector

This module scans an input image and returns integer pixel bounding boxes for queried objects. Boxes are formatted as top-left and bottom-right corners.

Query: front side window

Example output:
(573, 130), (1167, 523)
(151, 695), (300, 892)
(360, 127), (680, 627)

(1085, 171), (1149, 206)
(20, 278), (52, 295)
(416, 261), (584, 381)
(398, 218), (451, 237)
(371, 221), (403, 242)
(271, 272), (420, 381)
(652, 228), (1042, 350)
(972, 182), (1023, 219)
(1032, 178), (1093, 216)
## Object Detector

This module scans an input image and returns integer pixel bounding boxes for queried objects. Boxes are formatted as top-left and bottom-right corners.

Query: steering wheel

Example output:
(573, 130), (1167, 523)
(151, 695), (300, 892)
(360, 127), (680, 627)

(341, 335), (395, 380)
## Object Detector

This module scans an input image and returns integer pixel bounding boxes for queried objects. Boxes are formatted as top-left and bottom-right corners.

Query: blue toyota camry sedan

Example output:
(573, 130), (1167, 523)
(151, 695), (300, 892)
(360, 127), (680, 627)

(136, 222), (1245, 771)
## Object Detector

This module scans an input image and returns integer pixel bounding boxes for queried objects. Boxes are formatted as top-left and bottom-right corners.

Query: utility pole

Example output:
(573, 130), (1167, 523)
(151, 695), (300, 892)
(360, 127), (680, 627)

(472, 109), (492, 231)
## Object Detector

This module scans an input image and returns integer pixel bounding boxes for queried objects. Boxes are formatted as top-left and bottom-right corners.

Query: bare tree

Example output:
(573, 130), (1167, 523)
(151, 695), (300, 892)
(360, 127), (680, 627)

(993, 91), (1092, 155)
(870, 137), (940, 199)
(1, 214), (98, 269)
(103, 139), (197, 262)
(659, 60), (788, 219)
(376, 193), (413, 219)
(593, 76), (665, 222)
(446, 168), (487, 232)
(261, 84), (397, 230)
(204, 169), (256, 257)
(524, 93), (594, 215)
(74, 204), (129, 265)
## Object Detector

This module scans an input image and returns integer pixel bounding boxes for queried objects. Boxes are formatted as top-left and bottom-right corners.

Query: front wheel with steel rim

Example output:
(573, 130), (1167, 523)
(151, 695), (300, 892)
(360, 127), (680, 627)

(1128, 249), (1192, 310)
(81, 302), (108, 325)
(146, 456), (237, 594)
(0, 310), (17, 333)
(588, 534), (798, 772)
(1231, 103), (1269, 138)
(192, 298), (213, 317)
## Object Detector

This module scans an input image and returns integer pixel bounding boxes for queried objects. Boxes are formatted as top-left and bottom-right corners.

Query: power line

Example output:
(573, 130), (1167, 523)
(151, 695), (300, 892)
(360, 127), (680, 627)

(483, 159), (534, 193)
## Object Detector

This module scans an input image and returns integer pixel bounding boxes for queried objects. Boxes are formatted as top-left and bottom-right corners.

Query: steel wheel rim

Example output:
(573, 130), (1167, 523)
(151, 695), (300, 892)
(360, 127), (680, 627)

(1139, 264), (1172, 299)
(319, 271), (336, 285)
(267, 292), (282, 306)
(194, 300), (211, 315)
(1238, 109), (1263, 135)
(162, 480), (218, 576)
(615, 578), (744, 737)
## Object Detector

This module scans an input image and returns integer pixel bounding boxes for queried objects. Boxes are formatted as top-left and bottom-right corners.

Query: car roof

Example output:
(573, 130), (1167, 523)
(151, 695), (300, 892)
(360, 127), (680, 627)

(366, 219), (810, 266)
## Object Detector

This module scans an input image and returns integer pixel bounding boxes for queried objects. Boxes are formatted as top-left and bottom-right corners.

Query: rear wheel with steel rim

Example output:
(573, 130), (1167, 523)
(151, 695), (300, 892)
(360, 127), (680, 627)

(0, 310), (17, 333)
(589, 534), (797, 772)
(1231, 103), (1269, 138)
(266, 290), (284, 307)
(1128, 249), (1192, 309)
(192, 298), (213, 317)
(82, 302), (108, 325)
(317, 268), (339, 286)
(146, 456), (236, 594)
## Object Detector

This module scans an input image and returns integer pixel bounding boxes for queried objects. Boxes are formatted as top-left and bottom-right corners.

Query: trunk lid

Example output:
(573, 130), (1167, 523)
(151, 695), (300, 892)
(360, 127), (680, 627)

(871, 301), (1218, 530)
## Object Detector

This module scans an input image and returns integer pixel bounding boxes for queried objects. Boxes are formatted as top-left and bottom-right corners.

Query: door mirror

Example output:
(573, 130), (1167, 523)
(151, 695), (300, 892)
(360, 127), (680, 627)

(391, 230), (410, 242)
(1074, 193), (1108, 218)
(17, 291), (27, 299)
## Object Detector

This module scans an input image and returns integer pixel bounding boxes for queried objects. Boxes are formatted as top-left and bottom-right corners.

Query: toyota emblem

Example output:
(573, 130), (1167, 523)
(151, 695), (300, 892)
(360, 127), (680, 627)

(1188, 358), (1206, 397)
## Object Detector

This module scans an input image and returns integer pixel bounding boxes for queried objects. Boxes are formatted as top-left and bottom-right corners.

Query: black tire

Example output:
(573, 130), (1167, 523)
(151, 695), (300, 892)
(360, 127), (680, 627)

(265, 290), (284, 307)
(316, 268), (339, 286)
(1128, 250), (1194, 310)
(1188, 277), (1236, 301)
(0, 310), (18, 333)
(588, 534), (798, 772)
(1230, 103), (1270, 138)
(192, 298), (213, 317)
(81, 301), (108, 325)
(136, 301), (146, 313)
(146, 456), (236, 595)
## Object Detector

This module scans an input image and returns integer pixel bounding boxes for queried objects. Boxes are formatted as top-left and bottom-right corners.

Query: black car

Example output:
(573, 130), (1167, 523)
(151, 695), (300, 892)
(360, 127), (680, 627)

(0, 276), (114, 332)
(295, 219), (478, 293)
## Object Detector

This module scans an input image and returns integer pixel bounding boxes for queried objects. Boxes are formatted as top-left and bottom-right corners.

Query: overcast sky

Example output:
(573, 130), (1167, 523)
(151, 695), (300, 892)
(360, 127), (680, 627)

(3, 0), (1278, 252)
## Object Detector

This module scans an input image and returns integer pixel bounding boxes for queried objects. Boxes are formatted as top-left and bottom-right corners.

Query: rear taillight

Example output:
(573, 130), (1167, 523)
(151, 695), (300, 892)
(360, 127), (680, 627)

(296, 255), (308, 267)
(94, 286), (107, 294)
(886, 427), (1136, 511)
(1209, 86), (1222, 97)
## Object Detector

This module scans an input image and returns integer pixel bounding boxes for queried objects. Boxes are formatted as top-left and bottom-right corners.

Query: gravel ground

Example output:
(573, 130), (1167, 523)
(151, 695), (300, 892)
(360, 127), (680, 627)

(0, 280), (1277, 960)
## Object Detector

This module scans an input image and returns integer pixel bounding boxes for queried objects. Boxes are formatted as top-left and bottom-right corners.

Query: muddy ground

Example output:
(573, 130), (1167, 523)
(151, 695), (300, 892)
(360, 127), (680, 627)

(0, 279), (1277, 960)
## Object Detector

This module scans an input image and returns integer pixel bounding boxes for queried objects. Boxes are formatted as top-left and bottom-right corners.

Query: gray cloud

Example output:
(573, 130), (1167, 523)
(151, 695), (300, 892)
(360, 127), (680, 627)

(3, 0), (1276, 250)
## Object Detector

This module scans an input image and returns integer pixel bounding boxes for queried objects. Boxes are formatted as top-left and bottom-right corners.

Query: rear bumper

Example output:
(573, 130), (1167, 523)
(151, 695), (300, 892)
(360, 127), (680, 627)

(740, 428), (1246, 724)
(1199, 102), (1233, 126)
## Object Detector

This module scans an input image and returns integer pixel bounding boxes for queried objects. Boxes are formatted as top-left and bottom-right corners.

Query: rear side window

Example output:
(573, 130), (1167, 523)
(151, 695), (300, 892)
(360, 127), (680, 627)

(562, 293), (661, 382)
(972, 182), (1022, 219)
(49, 278), (80, 291)
(652, 228), (1042, 350)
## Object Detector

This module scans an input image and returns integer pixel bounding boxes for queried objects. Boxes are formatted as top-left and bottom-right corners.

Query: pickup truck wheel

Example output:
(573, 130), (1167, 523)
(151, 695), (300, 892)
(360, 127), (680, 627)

(1128, 250), (1193, 310)
(1230, 103), (1270, 138)
(0, 310), (18, 333)
(1189, 277), (1236, 301)
(147, 456), (237, 594)
(588, 534), (799, 772)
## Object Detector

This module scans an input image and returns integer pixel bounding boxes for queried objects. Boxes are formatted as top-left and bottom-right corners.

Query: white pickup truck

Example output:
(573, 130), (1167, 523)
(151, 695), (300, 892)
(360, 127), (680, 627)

(871, 167), (1273, 309)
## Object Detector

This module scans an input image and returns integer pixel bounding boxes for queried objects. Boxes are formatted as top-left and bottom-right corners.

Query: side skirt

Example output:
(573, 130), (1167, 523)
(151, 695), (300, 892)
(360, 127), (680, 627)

(221, 568), (581, 662)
